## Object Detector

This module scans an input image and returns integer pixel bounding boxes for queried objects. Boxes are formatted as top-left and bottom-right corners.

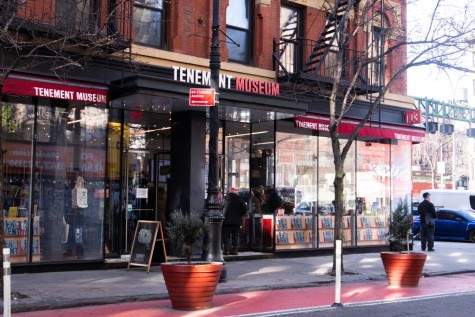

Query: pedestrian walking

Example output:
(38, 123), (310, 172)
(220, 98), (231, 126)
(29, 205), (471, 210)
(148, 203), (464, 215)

(222, 187), (247, 255)
(418, 192), (437, 251)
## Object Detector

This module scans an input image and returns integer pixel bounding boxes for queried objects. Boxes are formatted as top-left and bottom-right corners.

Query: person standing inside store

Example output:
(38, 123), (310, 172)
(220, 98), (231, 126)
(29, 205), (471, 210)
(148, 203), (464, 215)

(222, 187), (247, 255)
(418, 192), (437, 251)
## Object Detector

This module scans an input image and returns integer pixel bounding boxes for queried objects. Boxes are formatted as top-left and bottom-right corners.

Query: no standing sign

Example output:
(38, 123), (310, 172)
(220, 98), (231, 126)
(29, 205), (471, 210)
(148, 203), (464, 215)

(189, 88), (216, 106)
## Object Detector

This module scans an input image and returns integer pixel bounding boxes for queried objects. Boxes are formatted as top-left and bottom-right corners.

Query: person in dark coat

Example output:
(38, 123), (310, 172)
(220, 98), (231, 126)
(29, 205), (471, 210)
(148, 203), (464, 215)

(222, 187), (247, 255)
(418, 192), (437, 251)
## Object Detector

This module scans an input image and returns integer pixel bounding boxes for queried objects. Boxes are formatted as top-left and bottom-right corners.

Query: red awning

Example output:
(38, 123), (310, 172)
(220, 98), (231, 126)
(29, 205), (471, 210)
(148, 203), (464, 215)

(294, 115), (425, 143)
(2, 73), (108, 105)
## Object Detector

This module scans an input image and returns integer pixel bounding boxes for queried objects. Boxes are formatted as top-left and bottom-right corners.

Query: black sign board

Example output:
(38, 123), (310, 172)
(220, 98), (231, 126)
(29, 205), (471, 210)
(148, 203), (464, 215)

(127, 220), (167, 272)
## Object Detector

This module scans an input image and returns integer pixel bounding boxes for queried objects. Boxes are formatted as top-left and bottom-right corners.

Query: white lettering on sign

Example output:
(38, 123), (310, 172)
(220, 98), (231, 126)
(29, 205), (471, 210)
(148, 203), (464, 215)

(393, 133), (424, 143)
(394, 133), (410, 141)
(295, 120), (329, 131)
(33, 87), (107, 103)
(405, 110), (422, 125)
(172, 66), (232, 89)
(75, 92), (107, 103)
(34, 87), (74, 99)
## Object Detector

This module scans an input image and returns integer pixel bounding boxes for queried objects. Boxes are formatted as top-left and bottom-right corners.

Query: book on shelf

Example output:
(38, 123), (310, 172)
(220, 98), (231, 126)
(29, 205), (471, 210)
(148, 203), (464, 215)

(305, 217), (313, 229)
(277, 232), (289, 244)
(277, 218), (288, 230)
(291, 217), (303, 229)
(361, 217), (371, 228)
(321, 217), (333, 228)
(321, 230), (333, 242)
(293, 231), (305, 244)
(375, 217), (385, 227)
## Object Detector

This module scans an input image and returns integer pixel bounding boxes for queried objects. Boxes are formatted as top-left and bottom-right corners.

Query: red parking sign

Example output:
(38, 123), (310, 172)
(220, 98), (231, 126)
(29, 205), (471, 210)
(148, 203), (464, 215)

(189, 88), (216, 106)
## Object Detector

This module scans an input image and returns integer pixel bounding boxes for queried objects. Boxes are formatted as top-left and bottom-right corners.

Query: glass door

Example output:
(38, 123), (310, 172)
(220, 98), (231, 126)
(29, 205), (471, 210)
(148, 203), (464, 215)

(123, 150), (158, 252)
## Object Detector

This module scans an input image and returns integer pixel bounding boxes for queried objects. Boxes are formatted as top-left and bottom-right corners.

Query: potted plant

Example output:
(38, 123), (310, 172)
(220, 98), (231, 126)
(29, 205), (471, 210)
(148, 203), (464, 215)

(380, 198), (427, 287)
(388, 198), (414, 252)
(161, 210), (223, 310)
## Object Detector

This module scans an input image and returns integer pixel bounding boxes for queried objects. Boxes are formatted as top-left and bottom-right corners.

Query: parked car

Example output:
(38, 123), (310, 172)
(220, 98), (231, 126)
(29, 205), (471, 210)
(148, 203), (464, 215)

(412, 209), (475, 242)
(293, 201), (334, 216)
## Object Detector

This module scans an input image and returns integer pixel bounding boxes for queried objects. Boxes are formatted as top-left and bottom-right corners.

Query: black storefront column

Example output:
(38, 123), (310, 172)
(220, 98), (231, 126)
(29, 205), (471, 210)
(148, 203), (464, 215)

(169, 111), (206, 218)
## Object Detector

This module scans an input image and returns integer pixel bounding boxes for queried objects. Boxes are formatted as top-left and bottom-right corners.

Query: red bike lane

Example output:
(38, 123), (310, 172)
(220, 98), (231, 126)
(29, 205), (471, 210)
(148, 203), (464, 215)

(14, 273), (475, 317)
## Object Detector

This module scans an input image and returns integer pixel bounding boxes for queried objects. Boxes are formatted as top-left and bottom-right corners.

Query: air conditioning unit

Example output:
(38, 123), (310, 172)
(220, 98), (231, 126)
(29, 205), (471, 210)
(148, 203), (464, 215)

(425, 122), (438, 134)
(439, 124), (454, 135)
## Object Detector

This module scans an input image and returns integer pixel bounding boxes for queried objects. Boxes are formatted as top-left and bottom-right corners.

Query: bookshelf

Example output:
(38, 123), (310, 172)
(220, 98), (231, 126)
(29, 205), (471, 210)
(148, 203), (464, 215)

(4, 216), (41, 263)
(275, 216), (313, 249)
(276, 215), (387, 249)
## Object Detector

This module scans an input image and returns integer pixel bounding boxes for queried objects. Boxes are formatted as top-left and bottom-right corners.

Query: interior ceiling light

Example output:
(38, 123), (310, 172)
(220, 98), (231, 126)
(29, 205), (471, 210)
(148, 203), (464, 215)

(225, 131), (268, 138)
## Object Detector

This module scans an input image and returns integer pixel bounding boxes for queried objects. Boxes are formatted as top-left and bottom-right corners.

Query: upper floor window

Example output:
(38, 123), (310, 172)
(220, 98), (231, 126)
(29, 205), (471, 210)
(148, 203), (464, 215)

(369, 26), (385, 86)
(226, 0), (252, 64)
(133, 0), (164, 47)
(279, 5), (301, 75)
(56, 0), (96, 33)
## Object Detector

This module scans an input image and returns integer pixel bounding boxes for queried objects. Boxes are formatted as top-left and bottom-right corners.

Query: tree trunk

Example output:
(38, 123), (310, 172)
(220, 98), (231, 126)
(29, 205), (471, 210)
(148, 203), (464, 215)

(332, 156), (345, 274)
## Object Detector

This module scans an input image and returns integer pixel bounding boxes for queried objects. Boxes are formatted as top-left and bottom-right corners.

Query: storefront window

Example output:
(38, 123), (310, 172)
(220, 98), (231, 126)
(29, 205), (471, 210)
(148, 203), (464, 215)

(391, 140), (412, 209)
(318, 135), (356, 247)
(3, 98), (107, 263)
(275, 123), (317, 250)
(224, 122), (250, 193)
(356, 139), (390, 245)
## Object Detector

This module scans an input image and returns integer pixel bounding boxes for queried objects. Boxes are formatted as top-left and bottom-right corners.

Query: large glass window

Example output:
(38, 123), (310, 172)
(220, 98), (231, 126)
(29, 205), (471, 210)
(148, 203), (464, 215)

(279, 5), (301, 75)
(133, 0), (164, 47)
(356, 139), (390, 245)
(2, 98), (107, 263)
(275, 122), (317, 250)
(391, 140), (412, 209)
(226, 0), (251, 64)
(318, 135), (355, 247)
(224, 122), (250, 192)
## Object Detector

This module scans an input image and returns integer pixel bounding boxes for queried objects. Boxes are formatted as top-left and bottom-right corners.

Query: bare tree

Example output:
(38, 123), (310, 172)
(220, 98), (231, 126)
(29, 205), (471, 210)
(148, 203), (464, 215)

(292, 0), (475, 273)
(0, 0), (131, 293)
(413, 129), (472, 189)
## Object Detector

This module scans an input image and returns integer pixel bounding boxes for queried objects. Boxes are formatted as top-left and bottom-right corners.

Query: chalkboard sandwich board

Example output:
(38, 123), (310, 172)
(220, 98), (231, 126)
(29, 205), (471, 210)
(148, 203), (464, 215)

(127, 220), (166, 273)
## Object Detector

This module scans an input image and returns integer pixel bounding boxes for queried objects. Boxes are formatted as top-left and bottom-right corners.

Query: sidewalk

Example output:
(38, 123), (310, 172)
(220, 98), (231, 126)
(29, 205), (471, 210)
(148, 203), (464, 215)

(7, 241), (475, 314)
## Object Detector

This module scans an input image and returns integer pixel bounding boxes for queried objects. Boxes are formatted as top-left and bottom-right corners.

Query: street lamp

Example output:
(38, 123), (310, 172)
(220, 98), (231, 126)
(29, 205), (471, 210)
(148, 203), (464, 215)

(205, 0), (226, 282)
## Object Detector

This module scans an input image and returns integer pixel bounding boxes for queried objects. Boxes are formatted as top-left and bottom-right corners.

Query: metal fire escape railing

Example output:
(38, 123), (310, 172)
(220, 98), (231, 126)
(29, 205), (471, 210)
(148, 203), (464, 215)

(303, 0), (350, 74)
(273, 0), (378, 97)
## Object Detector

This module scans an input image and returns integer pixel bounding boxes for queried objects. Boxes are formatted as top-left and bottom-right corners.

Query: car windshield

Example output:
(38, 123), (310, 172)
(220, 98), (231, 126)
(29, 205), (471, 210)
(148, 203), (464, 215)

(460, 210), (475, 221)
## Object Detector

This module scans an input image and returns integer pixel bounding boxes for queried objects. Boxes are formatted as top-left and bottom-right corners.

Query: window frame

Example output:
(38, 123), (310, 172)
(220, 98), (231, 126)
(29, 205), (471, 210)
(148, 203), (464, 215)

(226, 0), (252, 65)
(133, 0), (165, 48)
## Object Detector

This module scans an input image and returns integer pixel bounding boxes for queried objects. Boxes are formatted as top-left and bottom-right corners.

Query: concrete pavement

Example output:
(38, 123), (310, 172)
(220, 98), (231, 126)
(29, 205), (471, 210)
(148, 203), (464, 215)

(6, 241), (475, 314)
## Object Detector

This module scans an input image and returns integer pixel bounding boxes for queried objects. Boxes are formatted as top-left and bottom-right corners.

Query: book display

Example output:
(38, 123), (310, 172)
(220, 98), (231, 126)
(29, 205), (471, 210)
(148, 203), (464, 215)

(357, 216), (387, 245)
(4, 216), (41, 263)
(318, 216), (352, 246)
(275, 215), (388, 249)
(275, 216), (313, 249)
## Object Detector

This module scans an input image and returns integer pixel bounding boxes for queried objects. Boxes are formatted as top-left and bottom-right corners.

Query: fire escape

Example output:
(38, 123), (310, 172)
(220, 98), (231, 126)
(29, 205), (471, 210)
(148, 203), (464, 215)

(303, 0), (350, 75)
(274, 0), (379, 100)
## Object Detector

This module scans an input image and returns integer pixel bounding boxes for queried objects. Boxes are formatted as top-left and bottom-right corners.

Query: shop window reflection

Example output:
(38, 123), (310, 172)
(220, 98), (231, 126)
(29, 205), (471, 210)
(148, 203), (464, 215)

(3, 100), (107, 263)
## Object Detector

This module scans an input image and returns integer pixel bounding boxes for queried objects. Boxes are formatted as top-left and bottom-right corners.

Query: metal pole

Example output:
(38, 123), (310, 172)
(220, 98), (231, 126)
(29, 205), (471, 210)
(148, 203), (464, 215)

(3, 248), (11, 317)
(332, 239), (343, 307)
(205, 0), (226, 282)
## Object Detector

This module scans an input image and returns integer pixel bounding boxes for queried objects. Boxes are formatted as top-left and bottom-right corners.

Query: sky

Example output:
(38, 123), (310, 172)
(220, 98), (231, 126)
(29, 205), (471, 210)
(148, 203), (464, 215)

(405, 0), (474, 104)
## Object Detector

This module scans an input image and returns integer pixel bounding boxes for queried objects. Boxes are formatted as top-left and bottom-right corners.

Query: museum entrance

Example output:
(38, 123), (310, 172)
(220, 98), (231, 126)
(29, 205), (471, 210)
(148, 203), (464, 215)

(105, 109), (171, 257)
